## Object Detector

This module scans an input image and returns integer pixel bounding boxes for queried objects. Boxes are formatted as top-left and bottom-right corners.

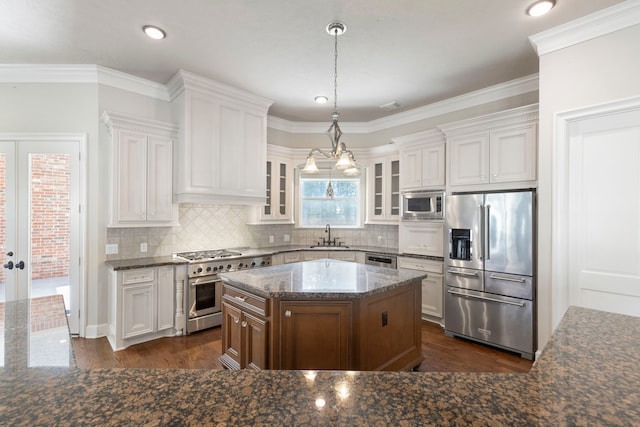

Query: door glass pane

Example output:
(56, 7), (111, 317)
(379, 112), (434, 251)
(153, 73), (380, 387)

(29, 154), (71, 314)
(0, 154), (5, 302)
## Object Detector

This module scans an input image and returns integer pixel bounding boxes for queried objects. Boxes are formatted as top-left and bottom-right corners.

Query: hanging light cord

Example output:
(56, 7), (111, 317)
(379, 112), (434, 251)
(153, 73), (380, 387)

(333, 26), (339, 116)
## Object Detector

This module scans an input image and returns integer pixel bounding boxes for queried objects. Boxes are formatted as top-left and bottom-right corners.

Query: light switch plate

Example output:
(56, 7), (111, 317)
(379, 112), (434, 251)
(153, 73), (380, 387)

(140, 243), (148, 253)
(269, 235), (275, 243)
(105, 244), (118, 255)
(284, 234), (290, 242)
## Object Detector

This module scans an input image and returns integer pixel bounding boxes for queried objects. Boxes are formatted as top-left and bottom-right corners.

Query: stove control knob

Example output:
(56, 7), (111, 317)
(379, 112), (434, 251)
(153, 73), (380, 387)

(261, 260), (266, 265)
(251, 262), (256, 267)
(206, 266), (212, 272)
(238, 263), (244, 268)
(197, 267), (203, 273)
(219, 265), (224, 270)
(213, 267), (218, 272)
(227, 264), (232, 269)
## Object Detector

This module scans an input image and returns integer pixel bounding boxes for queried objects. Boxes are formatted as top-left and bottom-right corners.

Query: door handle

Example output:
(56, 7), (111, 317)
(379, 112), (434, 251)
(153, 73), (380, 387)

(3, 261), (13, 270)
(16, 261), (25, 270)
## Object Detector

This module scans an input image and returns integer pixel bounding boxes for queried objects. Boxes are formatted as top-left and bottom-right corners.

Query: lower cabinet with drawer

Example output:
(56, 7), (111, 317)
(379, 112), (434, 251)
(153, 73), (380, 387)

(107, 265), (175, 351)
(398, 257), (444, 325)
(219, 285), (270, 371)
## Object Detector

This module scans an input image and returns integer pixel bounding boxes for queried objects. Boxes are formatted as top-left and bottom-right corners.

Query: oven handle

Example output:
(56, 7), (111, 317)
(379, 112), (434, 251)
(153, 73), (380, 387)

(447, 289), (525, 307)
(190, 278), (221, 286)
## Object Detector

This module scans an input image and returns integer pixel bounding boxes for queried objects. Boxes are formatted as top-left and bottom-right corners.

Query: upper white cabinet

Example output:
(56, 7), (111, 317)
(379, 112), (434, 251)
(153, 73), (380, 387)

(440, 104), (538, 189)
(167, 70), (273, 205)
(248, 145), (294, 224)
(102, 111), (179, 227)
(394, 130), (445, 190)
(367, 153), (400, 224)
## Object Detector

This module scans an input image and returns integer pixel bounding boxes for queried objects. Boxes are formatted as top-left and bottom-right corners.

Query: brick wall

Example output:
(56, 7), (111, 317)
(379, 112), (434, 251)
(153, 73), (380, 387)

(30, 154), (71, 280)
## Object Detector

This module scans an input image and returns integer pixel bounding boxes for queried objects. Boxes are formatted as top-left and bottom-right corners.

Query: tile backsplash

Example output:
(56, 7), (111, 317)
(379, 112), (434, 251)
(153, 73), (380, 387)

(106, 204), (398, 260)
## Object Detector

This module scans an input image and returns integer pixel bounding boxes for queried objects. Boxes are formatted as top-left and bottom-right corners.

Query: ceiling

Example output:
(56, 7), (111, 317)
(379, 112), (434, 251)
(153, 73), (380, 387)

(0, 0), (623, 123)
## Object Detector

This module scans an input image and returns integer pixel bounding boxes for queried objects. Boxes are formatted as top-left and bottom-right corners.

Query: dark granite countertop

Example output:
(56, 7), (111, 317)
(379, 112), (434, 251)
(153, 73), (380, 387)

(105, 255), (189, 270)
(1, 302), (639, 425)
(105, 247), (443, 271)
(219, 259), (427, 299)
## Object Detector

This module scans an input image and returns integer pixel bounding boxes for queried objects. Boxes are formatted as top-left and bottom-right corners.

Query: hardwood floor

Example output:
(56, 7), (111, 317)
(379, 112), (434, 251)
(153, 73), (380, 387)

(72, 321), (533, 373)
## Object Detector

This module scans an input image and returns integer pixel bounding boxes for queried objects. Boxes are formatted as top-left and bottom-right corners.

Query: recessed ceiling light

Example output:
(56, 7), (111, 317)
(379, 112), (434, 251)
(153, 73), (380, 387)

(527, 0), (556, 17)
(143, 25), (166, 40)
(314, 96), (328, 104)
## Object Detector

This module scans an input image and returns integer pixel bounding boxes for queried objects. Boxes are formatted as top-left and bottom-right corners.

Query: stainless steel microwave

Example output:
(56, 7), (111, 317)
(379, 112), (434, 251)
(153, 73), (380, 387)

(402, 190), (445, 220)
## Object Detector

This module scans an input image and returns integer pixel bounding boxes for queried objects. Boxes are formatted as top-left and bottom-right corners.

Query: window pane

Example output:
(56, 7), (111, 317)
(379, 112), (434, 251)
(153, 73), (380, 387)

(302, 199), (358, 227)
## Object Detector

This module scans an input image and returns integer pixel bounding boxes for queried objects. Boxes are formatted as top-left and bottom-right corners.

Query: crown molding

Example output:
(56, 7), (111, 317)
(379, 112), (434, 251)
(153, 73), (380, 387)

(0, 64), (171, 100)
(391, 128), (444, 148)
(268, 74), (538, 134)
(101, 111), (178, 137)
(529, 0), (640, 56)
(166, 69), (273, 111)
(438, 104), (539, 136)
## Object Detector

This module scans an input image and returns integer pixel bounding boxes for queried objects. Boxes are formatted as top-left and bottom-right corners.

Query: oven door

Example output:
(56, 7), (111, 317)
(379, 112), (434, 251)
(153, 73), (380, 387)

(188, 277), (222, 319)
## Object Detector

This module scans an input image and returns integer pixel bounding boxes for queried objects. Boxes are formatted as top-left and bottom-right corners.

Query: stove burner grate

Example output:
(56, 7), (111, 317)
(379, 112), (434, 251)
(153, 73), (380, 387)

(176, 249), (242, 261)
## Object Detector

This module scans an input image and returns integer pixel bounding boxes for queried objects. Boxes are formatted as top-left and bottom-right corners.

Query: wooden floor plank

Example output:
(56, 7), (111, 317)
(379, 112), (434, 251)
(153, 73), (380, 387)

(72, 321), (533, 373)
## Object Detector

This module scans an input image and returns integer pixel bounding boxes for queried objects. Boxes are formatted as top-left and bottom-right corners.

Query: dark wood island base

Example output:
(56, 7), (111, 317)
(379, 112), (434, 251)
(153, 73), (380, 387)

(219, 260), (425, 371)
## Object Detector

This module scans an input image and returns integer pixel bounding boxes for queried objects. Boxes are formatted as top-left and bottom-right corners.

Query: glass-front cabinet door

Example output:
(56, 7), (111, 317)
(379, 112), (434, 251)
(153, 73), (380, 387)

(368, 155), (400, 224)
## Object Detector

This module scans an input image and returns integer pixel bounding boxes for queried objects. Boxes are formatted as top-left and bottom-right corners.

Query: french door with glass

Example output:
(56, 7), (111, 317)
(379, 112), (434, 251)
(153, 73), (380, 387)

(0, 135), (82, 334)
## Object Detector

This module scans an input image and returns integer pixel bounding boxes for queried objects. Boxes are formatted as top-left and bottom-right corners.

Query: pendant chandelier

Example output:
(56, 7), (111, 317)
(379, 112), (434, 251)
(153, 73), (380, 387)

(302, 22), (360, 177)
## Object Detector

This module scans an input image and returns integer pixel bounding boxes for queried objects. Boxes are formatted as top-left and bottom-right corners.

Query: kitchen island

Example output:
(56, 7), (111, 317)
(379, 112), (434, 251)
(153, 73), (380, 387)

(1, 297), (639, 426)
(218, 259), (426, 371)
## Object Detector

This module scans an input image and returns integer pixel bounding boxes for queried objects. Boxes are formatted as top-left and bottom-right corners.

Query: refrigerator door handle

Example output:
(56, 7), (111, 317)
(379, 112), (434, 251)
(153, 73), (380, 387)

(447, 269), (478, 277)
(485, 205), (491, 260)
(447, 289), (525, 307)
(478, 204), (484, 260)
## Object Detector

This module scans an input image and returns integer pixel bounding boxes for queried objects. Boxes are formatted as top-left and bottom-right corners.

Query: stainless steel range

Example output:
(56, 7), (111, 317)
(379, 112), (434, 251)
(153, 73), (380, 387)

(175, 249), (272, 334)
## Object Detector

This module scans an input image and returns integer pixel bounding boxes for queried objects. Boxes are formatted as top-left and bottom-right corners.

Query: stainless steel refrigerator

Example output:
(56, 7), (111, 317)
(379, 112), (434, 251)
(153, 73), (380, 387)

(444, 189), (536, 359)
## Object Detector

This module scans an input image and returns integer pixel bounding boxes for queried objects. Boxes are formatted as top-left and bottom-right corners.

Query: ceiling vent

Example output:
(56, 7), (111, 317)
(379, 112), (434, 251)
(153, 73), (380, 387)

(379, 101), (404, 112)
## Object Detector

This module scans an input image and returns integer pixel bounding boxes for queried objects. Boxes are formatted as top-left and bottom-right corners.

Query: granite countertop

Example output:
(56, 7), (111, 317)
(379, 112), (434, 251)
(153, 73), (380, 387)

(105, 255), (188, 270)
(219, 259), (427, 299)
(1, 304), (639, 425)
(105, 246), (442, 271)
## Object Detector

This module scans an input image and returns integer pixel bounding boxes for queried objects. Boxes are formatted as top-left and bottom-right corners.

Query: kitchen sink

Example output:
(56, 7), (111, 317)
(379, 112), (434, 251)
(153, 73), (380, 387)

(309, 245), (350, 249)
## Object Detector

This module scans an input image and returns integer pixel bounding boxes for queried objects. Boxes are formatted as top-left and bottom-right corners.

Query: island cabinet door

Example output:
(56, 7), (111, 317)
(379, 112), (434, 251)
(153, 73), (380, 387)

(279, 301), (352, 370)
(244, 312), (269, 371)
(221, 302), (243, 369)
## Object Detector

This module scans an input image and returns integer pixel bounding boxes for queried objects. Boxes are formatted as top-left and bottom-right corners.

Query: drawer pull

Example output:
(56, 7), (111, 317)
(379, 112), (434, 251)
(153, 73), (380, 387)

(489, 274), (526, 283)
(233, 316), (239, 323)
(447, 269), (478, 277)
(241, 321), (247, 328)
(447, 289), (525, 307)
(284, 310), (291, 317)
(234, 295), (247, 302)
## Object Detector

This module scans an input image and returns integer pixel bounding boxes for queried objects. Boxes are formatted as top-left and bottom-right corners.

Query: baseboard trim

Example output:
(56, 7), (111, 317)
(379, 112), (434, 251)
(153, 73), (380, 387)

(84, 323), (109, 339)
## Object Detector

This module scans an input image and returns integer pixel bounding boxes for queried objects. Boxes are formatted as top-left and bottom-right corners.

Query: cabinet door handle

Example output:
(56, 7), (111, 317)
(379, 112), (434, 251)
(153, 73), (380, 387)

(241, 321), (247, 328)
(284, 310), (291, 317)
(233, 316), (239, 323)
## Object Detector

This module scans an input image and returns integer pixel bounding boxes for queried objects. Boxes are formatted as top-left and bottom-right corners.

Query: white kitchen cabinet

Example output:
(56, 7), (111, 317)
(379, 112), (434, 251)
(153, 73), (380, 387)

(395, 130), (445, 191)
(367, 156), (400, 224)
(282, 252), (302, 264)
(168, 70), (273, 205)
(249, 146), (294, 224)
(303, 251), (329, 261)
(329, 251), (357, 262)
(102, 112), (178, 227)
(398, 222), (444, 257)
(397, 257), (444, 324)
(107, 265), (176, 351)
(441, 104), (538, 189)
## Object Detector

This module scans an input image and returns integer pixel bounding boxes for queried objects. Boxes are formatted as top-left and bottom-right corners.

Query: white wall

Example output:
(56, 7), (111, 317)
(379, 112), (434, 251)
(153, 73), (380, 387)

(0, 82), (101, 331)
(537, 23), (640, 350)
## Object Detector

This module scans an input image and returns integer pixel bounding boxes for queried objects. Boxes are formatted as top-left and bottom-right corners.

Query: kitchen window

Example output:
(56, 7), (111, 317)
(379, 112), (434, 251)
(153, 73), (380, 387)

(297, 169), (363, 228)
